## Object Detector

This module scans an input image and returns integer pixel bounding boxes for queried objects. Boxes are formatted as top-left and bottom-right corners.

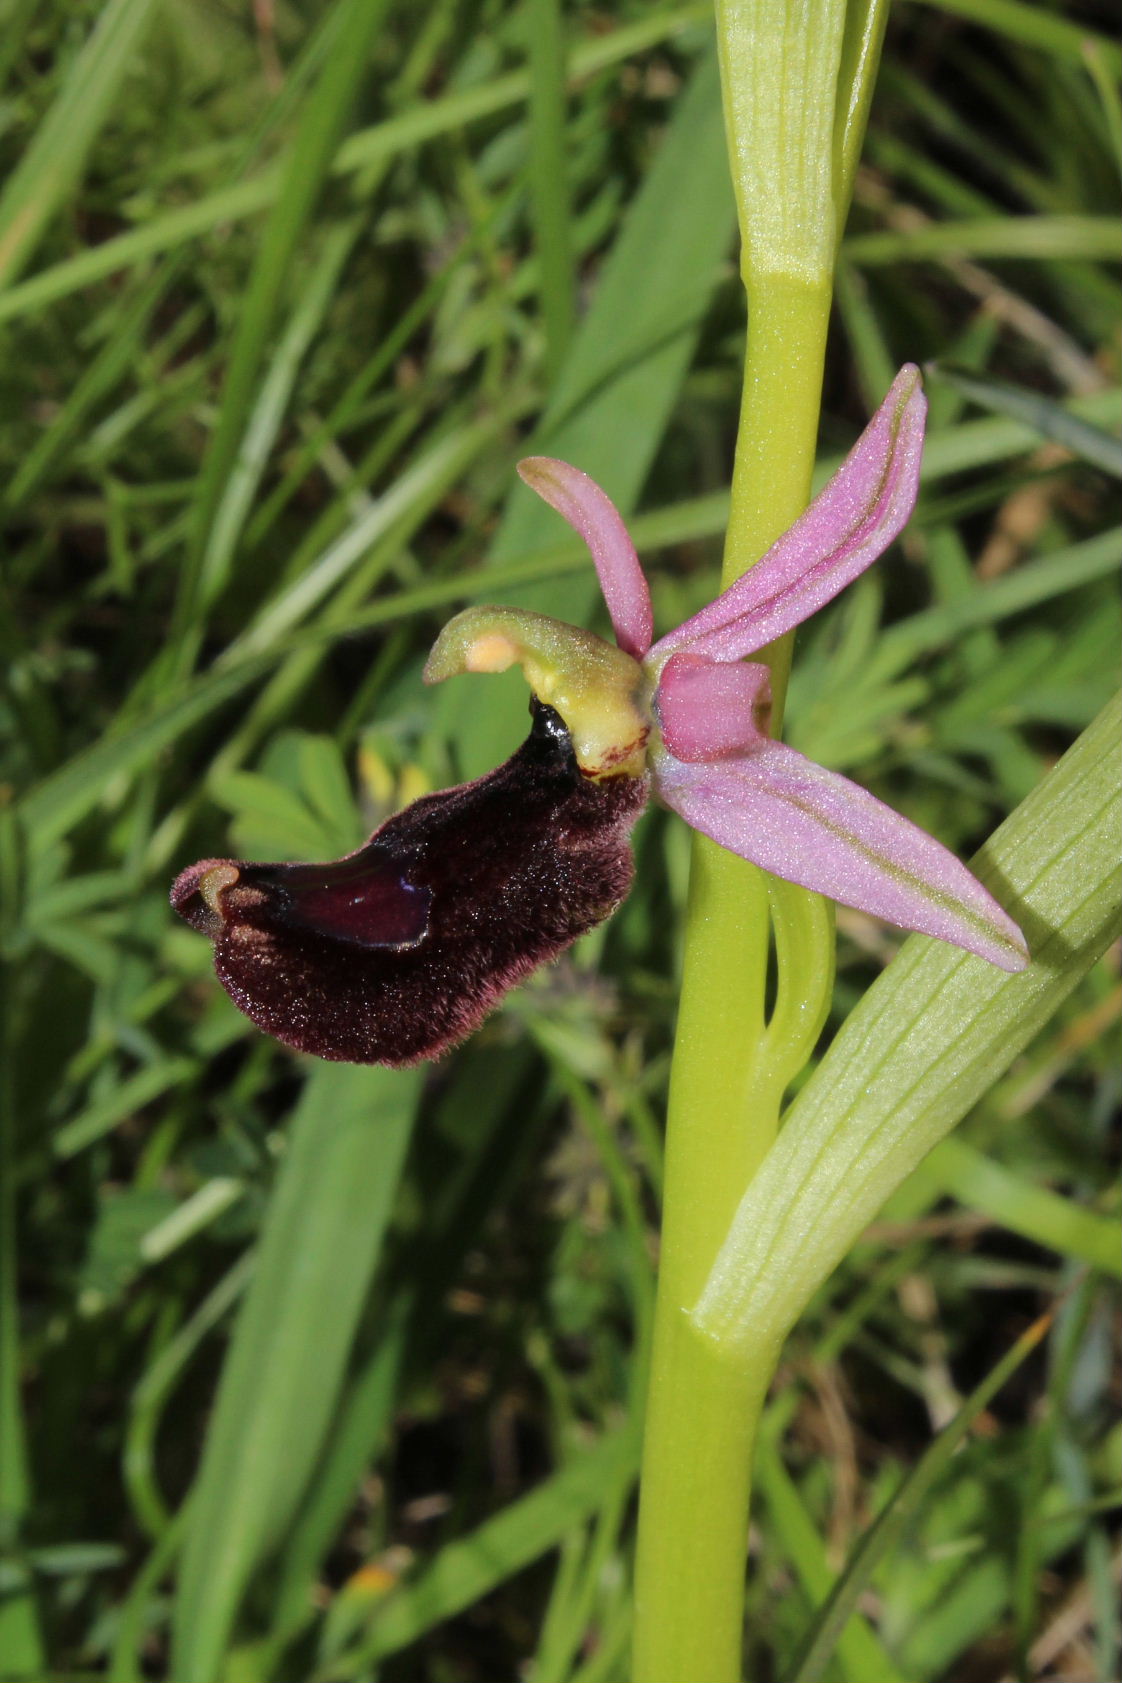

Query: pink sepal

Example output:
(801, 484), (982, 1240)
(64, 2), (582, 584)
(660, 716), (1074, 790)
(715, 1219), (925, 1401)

(655, 653), (771, 762)
(654, 739), (1029, 971)
(517, 457), (654, 660)
(650, 365), (926, 664)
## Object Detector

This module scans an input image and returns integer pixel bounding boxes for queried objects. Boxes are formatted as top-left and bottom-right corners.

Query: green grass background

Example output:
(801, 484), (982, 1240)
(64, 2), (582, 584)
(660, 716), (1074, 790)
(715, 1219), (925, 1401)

(0, 1), (1118, 1679)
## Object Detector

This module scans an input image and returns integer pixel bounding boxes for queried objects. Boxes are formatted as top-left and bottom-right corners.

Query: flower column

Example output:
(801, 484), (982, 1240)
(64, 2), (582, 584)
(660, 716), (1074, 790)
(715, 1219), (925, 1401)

(633, 3), (891, 1679)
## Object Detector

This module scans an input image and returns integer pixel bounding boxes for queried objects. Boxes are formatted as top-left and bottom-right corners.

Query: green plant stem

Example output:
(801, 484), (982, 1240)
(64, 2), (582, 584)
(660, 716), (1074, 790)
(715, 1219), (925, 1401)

(633, 278), (833, 1683)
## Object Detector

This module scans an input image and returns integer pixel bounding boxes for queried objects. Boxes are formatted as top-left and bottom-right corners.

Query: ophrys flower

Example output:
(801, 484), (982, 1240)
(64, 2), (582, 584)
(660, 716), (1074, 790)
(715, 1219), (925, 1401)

(172, 366), (1027, 1065)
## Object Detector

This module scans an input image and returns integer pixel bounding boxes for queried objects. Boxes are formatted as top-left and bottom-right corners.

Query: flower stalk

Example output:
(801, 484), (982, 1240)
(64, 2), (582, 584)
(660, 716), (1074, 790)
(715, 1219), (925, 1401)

(632, 277), (835, 1683)
(633, 3), (890, 1678)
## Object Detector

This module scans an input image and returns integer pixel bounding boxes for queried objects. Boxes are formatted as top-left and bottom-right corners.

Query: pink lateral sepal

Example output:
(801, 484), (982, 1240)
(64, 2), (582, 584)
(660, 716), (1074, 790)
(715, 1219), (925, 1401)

(654, 737), (1030, 971)
(651, 364), (927, 664)
(655, 652), (771, 762)
(517, 456), (654, 660)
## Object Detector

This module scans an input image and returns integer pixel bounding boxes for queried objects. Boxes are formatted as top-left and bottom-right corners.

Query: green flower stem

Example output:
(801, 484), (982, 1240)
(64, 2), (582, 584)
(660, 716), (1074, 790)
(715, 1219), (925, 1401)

(633, 280), (833, 1683)
(724, 276), (835, 710)
(632, 0), (892, 1665)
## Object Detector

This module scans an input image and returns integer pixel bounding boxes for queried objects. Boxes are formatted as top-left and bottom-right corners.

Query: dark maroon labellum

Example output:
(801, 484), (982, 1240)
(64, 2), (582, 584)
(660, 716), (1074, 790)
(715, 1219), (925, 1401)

(171, 702), (648, 1066)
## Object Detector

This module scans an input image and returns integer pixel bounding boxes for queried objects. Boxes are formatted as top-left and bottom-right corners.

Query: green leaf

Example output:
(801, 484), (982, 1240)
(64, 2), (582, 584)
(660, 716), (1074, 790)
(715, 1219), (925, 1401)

(264, 1044), (543, 1651)
(210, 769), (342, 863)
(866, 528), (1122, 681)
(782, 1310), (1053, 1683)
(527, 0), (576, 382)
(919, 1135), (1121, 1277)
(178, 0), (394, 629)
(907, 0), (1120, 69)
(53, 1058), (198, 1160)
(926, 364), (1122, 478)
(14, 657), (270, 851)
(756, 1434), (907, 1683)
(79, 1186), (178, 1308)
(0, 9), (710, 328)
(715, 0), (848, 286)
(170, 1062), (422, 1683)
(295, 736), (362, 853)
(845, 213), (1119, 265)
(0, 0), (160, 289)
(314, 1421), (641, 1678)
(694, 692), (1122, 1355)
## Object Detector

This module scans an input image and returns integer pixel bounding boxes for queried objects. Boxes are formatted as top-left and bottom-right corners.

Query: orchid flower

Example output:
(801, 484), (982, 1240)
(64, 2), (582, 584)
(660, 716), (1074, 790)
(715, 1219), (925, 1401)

(172, 366), (1027, 1065)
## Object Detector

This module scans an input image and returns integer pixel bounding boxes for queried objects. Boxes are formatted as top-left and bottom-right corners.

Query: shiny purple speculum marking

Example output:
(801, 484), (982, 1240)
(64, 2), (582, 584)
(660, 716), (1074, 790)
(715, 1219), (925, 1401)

(257, 861), (431, 948)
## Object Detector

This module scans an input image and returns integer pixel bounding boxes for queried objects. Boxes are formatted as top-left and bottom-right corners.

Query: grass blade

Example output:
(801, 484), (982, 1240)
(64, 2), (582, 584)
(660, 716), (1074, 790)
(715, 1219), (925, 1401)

(908, 0), (1121, 69)
(0, 965), (44, 1669)
(170, 1062), (422, 1683)
(314, 1420), (641, 1678)
(528, 0), (576, 382)
(0, 0), (159, 289)
(756, 1434), (907, 1683)
(920, 1135), (1121, 1277)
(0, 9), (710, 328)
(926, 363), (1122, 477)
(845, 213), (1118, 264)
(176, 0), (394, 634)
(782, 1309), (1054, 1683)
(14, 658), (271, 851)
